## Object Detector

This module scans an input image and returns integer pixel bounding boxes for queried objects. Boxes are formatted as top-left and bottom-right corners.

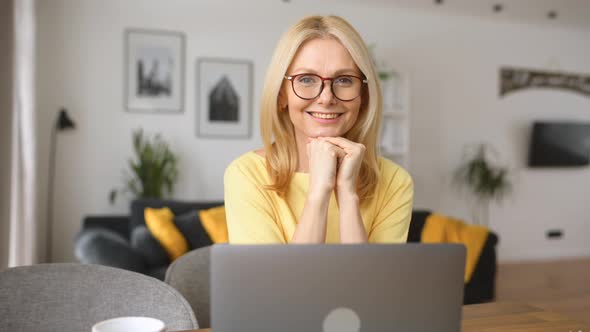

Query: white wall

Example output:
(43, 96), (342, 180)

(36, 0), (590, 262)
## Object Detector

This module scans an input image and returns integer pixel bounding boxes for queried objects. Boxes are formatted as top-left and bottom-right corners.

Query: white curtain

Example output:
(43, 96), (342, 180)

(9, 0), (38, 267)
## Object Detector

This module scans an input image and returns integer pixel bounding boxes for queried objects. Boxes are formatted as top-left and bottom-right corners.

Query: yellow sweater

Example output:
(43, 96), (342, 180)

(224, 151), (414, 244)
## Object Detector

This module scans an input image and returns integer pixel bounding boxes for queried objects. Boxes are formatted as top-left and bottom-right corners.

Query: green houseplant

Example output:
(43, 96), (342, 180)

(453, 143), (512, 226)
(109, 129), (179, 204)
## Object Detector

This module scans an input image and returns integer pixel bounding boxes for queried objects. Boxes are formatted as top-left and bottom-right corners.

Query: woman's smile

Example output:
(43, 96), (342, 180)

(307, 111), (344, 121)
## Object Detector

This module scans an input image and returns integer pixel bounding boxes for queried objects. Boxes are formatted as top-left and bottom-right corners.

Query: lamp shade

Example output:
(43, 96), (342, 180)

(57, 108), (75, 130)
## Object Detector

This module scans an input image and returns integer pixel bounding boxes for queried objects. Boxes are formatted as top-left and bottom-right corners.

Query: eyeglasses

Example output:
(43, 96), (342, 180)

(284, 73), (368, 102)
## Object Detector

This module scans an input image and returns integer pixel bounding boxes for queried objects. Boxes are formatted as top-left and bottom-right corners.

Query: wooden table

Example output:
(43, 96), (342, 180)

(176, 301), (590, 332)
(461, 301), (590, 331)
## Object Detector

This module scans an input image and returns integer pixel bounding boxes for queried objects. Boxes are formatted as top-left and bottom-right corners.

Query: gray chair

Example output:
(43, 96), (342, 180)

(165, 246), (211, 328)
(0, 263), (198, 332)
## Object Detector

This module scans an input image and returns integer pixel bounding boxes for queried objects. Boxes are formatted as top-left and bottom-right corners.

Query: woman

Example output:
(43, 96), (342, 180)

(224, 15), (413, 244)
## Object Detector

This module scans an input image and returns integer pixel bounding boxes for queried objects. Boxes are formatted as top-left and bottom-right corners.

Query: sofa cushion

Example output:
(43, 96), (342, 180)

(198, 206), (228, 243)
(146, 266), (169, 281)
(130, 225), (170, 268)
(464, 233), (497, 304)
(74, 229), (146, 274)
(130, 198), (224, 229)
(82, 215), (130, 240)
(407, 210), (431, 242)
(144, 207), (189, 261)
(421, 213), (489, 283)
(174, 210), (213, 250)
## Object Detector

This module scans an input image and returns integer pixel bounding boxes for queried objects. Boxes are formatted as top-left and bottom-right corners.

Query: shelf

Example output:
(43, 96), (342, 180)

(379, 68), (410, 170)
(383, 105), (405, 111)
(382, 111), (407, 118)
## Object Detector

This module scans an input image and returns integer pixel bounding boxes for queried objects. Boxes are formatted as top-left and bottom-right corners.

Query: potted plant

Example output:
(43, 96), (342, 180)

(110, 129), (179, 204)
(453, 143), (512, 226)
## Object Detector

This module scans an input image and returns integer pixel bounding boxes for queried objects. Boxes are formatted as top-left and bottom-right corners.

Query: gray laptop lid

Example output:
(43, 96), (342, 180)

(211, 244), (466, 332)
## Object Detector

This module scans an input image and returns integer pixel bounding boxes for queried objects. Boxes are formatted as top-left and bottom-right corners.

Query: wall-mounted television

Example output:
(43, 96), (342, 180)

(528, 121), (590, 167)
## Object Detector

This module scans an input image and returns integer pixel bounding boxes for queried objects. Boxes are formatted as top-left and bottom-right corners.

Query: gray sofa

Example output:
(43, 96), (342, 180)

(74, 198), (223, 280)
(75, 200), (498, 305)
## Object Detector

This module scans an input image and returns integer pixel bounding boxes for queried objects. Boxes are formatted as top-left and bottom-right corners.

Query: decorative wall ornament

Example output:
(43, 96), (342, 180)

(196, 58), (252, 138)
(125, 29), (185, 113)
(500, 67), (590, 98)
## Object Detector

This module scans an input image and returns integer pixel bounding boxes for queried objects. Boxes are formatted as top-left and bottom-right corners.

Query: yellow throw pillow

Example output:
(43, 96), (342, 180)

(421, 213), (489, 283)
(144, 207), (188, 261)
(199, 206), (228, 243)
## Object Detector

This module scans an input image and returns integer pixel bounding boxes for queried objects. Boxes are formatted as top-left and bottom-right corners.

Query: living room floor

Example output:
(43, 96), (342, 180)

(495, 257), (590, 324)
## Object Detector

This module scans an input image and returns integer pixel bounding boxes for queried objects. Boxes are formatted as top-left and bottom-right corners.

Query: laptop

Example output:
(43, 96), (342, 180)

(211, 244), (466, 332)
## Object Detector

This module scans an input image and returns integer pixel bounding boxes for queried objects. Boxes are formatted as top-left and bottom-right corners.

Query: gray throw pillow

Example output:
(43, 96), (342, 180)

(74, 229), (146, 273)
(130, 226), (171, 268)
(174, 210), (213, 250)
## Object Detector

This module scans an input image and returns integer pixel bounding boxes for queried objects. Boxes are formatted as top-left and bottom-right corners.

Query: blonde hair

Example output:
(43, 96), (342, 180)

(260, 15), (383, 201)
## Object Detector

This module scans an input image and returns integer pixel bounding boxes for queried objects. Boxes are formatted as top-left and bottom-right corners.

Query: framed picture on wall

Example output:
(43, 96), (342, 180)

(196, 58), (253, 138)
(125, 29), (185, 113)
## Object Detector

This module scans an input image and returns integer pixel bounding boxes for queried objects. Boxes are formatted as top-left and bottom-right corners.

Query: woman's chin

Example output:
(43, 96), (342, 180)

(307, 129), (344, 138)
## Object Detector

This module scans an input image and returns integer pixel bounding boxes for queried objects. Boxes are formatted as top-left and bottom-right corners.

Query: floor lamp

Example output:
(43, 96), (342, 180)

(46, 108), (75, 262)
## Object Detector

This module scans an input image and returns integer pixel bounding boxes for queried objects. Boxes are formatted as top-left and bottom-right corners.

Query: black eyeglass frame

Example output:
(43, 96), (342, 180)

(284, 73), (369, 102)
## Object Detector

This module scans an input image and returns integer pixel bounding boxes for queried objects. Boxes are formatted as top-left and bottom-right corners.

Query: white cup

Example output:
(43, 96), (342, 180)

(92, 316), (166, 332)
